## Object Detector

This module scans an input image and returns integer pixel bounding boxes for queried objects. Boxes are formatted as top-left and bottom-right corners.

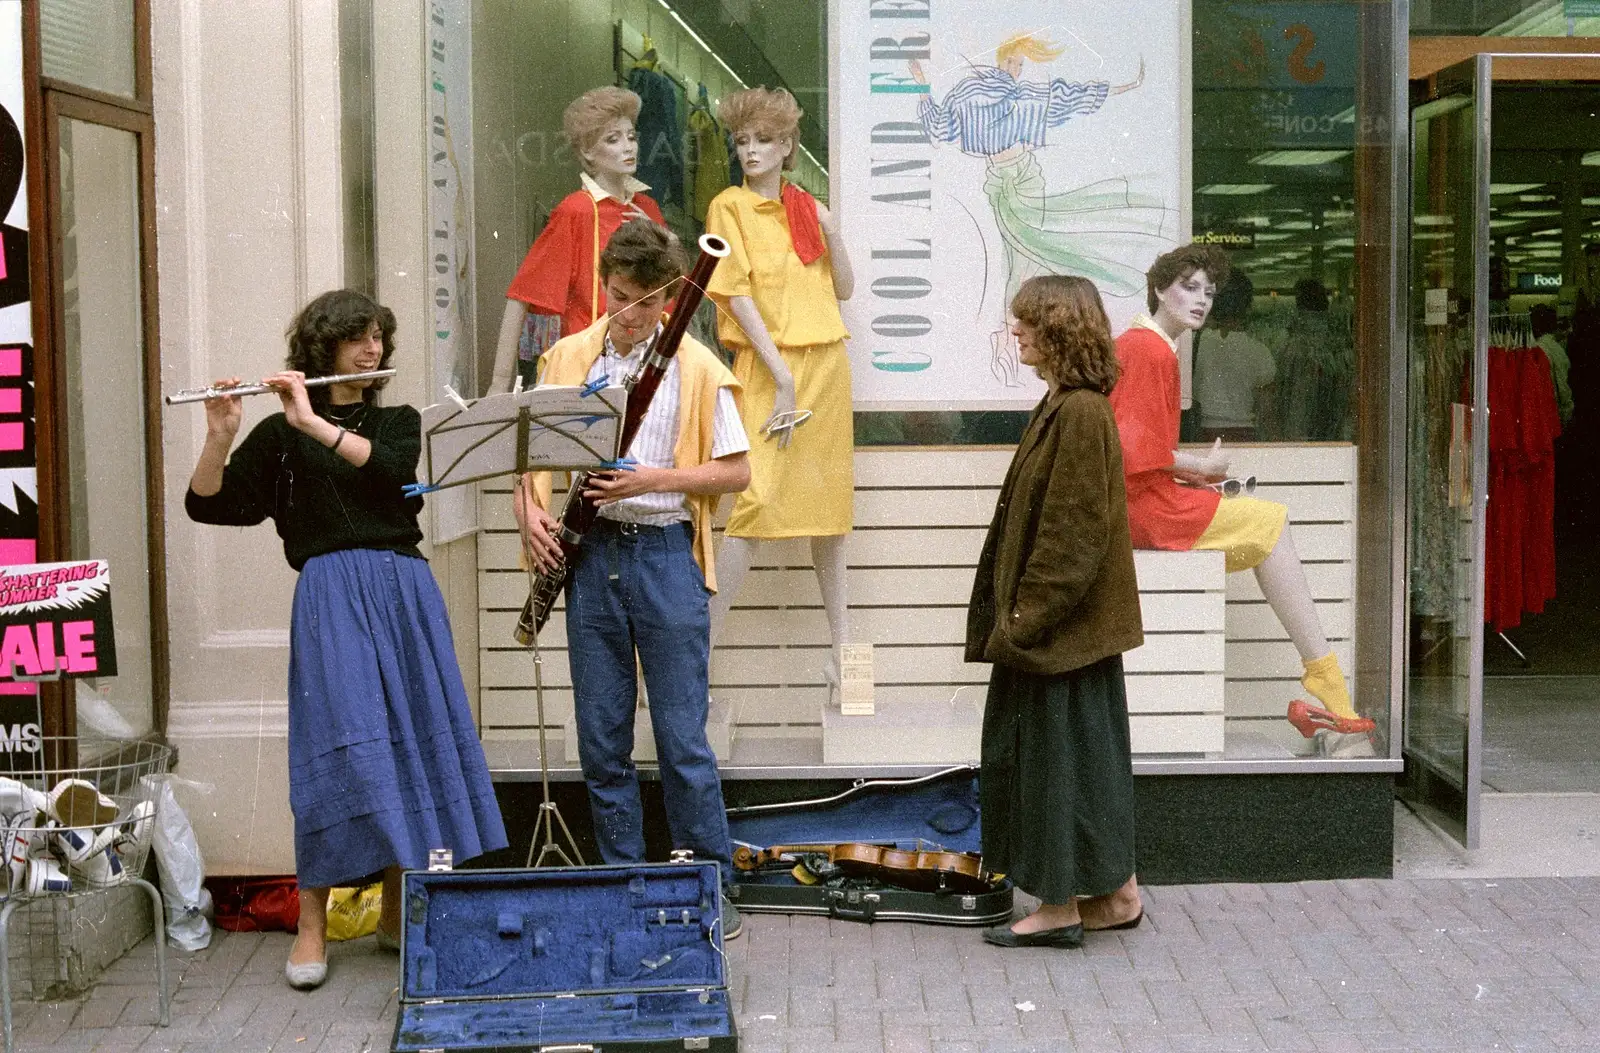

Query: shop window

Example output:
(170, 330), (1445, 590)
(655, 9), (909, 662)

(39, 0), (137, 101)
(55, 118), (155, 738)
(1413, 0), (1600, 36)
(466, 1), (1400, 767)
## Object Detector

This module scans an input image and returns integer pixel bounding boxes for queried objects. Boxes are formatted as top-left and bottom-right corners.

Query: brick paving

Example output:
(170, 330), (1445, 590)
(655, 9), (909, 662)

(12, 877), (1600, 1052)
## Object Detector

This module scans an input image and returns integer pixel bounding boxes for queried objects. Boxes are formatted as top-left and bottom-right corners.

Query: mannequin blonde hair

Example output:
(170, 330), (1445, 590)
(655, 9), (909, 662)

(718, 87), (803, 171)
(996, 33), (1065, 66)
(562, 87), (642, 159)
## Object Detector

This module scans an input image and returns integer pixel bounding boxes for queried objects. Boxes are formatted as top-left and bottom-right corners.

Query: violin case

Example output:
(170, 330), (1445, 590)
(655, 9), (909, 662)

(390, 861), (736, 1052)
(724, 765), (1013, 926)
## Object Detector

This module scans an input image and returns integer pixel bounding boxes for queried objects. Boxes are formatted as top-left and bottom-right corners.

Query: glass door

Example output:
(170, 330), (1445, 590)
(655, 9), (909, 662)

(1402, 57), (1490, 848)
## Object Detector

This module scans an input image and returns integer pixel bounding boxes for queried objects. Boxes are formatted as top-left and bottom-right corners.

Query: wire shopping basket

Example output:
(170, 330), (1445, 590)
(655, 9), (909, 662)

(0, 737), (175, 1049)
(0, 737), (173, 902)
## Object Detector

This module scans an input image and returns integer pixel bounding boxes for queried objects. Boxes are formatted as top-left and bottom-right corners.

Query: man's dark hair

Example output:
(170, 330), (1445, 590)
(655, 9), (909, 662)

(1213, 271), (1254, 327)
(285, 290), (396, 406)
(1146, 244), (1231, 314)
(1531, 303), (1558, 338)
(599, 220), (687, 293)
(1294, 278), (1329, 312)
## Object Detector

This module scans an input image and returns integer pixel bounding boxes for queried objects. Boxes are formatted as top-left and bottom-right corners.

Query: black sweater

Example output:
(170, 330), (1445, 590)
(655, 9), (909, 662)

(185, 403), (426, 571)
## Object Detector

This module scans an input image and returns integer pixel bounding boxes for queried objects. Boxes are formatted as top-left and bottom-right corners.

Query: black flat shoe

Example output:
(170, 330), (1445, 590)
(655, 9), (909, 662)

(981, 922), (1084, 948)
(1085, 910), (1144, 932)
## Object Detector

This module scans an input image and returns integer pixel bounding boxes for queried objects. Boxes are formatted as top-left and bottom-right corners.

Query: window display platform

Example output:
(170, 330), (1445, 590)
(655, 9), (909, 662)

(480, 732), (1400, 781)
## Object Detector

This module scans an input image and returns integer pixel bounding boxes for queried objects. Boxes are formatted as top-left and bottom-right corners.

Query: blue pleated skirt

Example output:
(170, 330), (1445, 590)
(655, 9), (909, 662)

(287, 549), (507, 889)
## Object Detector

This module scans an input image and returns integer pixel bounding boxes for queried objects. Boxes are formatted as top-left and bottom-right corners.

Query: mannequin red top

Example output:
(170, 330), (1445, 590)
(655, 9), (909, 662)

(1108, 323), (1220, 550)
(505, 182), (666, 338)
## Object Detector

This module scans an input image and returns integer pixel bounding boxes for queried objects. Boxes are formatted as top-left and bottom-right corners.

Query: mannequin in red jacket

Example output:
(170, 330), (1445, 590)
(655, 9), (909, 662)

(486, 87), (666, 394)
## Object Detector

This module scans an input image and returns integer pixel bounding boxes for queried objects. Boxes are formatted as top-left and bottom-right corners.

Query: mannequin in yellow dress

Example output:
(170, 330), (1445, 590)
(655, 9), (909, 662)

(704, 88), (857, 697)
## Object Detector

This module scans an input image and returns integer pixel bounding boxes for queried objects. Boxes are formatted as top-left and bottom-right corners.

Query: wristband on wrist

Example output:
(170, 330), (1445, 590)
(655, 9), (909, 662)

(330, 426), (347, 452)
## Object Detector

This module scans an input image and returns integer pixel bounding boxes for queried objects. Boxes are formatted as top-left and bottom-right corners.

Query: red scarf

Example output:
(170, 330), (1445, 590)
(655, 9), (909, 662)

(781, 183), (826, 265)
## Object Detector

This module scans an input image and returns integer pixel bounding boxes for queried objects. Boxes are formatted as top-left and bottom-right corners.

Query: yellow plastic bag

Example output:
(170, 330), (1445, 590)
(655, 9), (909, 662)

(325, 883), (382, 941)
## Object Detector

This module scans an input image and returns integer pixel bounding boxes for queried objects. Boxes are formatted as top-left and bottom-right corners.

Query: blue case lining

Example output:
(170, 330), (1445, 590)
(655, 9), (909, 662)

(393, 864), (734, 1051)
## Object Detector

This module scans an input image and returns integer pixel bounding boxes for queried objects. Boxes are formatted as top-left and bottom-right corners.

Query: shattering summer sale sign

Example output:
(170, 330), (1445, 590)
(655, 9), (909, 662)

(0, 560), (115, 681)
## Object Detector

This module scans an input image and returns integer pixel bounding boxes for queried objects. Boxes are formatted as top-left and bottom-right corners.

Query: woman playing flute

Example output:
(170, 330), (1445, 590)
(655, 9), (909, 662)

(185, 290), (506, 991)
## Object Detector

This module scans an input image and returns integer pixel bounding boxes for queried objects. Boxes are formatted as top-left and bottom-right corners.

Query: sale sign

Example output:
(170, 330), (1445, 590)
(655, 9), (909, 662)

(0, 560), (115, 681)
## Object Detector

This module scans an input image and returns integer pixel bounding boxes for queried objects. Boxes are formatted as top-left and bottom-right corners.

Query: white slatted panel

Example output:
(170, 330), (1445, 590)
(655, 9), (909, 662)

(475, 444), (1359, 758)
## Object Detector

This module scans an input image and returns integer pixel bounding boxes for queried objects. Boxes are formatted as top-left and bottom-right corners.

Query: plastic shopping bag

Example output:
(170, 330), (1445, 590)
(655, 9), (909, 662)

(147, 776), (213, 951)
(325, 883), (382, 941)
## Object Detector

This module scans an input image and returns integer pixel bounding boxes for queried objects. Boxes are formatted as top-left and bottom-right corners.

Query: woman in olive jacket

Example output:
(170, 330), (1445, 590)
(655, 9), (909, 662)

(967, 275), (1147, 948)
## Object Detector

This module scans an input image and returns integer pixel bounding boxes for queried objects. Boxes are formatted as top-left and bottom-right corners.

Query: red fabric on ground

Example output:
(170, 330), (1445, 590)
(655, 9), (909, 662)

(206, 875), (301, 933)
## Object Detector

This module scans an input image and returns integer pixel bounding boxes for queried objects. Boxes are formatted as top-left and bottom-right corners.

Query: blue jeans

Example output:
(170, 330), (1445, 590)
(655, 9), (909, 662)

(567, 519), (732, 881)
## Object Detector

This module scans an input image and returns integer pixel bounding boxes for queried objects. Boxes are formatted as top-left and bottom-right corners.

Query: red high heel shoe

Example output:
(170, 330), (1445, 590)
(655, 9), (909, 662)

(1286, 699), (1376, 737)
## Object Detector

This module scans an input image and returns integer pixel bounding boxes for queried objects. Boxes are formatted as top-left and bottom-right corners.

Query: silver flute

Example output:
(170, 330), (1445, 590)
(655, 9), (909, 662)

(164, 369), (397, 405)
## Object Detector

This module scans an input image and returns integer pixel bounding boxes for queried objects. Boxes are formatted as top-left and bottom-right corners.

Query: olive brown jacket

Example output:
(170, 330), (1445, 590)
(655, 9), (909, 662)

(965, 384), (1145, 675)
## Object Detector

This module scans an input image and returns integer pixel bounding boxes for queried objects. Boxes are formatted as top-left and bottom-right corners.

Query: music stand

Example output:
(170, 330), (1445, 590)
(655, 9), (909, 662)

(413, 380), (628, 868)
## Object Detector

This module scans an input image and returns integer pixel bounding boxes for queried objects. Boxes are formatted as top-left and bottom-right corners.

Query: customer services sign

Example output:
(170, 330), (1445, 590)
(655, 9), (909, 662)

(837, 0), (1186, 407)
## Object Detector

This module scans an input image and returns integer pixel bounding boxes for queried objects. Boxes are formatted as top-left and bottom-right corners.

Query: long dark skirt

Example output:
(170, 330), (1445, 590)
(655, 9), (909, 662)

(287, 549), (508, 889)
(980, 654), (1136, 904)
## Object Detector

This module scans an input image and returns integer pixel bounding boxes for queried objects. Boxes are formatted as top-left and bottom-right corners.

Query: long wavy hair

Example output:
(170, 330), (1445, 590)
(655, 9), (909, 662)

(1011, 275), (1119, 394)
(284, 290), (396, 407)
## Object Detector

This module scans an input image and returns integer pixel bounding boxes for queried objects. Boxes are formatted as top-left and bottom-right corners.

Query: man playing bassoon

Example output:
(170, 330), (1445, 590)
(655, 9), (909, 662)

(514, 220), (750, 938)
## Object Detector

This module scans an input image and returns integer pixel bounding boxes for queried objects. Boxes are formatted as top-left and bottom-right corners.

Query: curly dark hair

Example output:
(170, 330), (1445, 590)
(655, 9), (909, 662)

(599, 219), (687, 293)
(1011, 275), (1119, 393)
(1145, 244), (1231, 314)
(284, 290), (396, 406)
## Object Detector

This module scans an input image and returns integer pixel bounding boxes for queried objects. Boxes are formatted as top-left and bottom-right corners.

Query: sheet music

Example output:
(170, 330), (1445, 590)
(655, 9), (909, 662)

(418, 384), (627, 490)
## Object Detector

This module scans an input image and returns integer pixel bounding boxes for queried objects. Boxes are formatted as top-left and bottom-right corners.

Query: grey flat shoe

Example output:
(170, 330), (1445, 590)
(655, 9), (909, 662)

(285, 957), (327, 990)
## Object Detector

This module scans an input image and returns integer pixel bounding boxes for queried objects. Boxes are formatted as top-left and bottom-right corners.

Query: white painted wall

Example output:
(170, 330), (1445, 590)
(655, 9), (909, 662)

(153, 0), (350, 875)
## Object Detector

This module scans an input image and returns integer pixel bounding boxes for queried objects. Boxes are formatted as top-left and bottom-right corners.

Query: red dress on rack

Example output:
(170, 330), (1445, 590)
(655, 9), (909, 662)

(1481, 345), (1560, 632)
(1518, 346), (1560, 615)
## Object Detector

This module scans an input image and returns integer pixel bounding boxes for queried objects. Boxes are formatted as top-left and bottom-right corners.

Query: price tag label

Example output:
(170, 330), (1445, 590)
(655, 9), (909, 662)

(1425, 288), (1448, 327)
(839, 644), (875, 716)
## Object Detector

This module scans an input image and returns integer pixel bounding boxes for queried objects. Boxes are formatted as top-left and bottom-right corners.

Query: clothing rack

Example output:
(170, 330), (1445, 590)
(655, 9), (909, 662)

(613, 24), (719, 112)
(1481, 327), (1560, 667)
(1490, 309), (1532, 348)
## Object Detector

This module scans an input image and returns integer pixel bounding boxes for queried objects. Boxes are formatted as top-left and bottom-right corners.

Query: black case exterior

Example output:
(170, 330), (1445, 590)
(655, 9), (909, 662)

(727, 874), (1014, 926)
(724, 766), (1014, 927)
(391, 863), (737, 1053)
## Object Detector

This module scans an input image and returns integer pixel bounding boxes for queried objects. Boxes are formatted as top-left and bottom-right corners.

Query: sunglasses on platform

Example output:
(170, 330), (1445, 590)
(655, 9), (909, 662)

(1205, 475), (1257, 498)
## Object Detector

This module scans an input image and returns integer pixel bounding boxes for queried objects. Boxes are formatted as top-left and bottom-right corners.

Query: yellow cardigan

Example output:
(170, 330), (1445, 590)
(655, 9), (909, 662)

(521, 315), (742, 592)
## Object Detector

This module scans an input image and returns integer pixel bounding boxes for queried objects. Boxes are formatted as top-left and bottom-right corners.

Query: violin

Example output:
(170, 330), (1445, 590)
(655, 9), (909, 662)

(732, 842), (991, 895)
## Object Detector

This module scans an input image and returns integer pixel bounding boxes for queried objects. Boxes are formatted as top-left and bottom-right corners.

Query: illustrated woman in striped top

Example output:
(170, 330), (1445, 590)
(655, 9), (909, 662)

(911, 33), (1174, 386)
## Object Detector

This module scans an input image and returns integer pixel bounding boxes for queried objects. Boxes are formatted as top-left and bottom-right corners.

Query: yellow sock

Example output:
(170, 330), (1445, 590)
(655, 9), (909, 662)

(1301, 652), (1356, 719)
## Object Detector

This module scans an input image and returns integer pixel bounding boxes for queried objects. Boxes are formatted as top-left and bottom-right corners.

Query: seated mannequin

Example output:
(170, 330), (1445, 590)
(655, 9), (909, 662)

(487, 87), (666, 395)
(1107, 244), (1375, 750)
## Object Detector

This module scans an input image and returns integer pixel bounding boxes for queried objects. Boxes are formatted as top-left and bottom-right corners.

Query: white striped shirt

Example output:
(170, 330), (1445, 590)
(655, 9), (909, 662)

(588, 326), (749, 526)
(919, 66), (1108, 156)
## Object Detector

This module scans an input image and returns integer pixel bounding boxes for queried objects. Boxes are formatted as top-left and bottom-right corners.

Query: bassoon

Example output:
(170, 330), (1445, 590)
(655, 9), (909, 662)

(514, 233), (731, 645)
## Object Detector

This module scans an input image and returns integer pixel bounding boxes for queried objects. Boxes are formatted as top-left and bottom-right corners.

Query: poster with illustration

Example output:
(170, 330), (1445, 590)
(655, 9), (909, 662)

(837, 1), (1187, 406)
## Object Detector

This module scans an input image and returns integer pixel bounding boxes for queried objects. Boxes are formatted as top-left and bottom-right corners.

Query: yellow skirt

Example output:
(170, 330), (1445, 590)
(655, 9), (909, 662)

(1193, 496), (1288, 573)
(726, 340), (854, 538)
